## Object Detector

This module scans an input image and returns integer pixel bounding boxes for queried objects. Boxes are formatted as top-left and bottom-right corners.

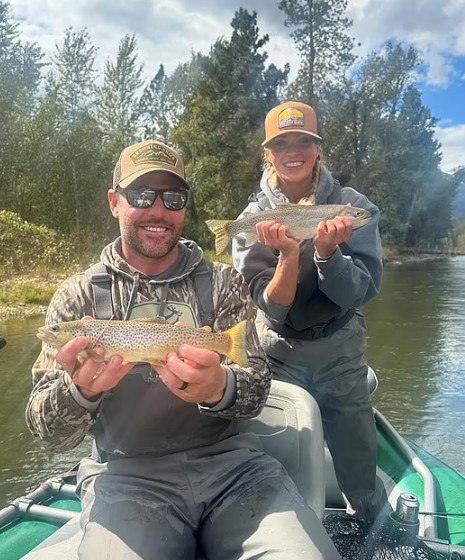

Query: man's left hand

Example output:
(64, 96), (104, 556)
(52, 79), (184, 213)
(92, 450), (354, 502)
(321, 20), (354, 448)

(156, 345), (227, 405)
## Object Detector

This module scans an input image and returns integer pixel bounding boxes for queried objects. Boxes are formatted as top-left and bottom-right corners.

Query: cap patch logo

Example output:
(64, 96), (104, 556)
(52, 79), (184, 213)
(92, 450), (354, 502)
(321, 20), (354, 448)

(278, 108), (305, 129)
(130, 143), (177, 168)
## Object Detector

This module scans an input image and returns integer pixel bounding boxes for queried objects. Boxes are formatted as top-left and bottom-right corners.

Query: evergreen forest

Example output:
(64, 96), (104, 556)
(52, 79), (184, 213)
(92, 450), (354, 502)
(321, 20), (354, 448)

(1, 0), (464, 275)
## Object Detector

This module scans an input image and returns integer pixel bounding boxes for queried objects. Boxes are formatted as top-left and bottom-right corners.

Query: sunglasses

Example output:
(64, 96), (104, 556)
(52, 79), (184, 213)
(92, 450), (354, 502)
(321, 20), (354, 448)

(266, 136), (318, 152)
(115, 187), (188, 211)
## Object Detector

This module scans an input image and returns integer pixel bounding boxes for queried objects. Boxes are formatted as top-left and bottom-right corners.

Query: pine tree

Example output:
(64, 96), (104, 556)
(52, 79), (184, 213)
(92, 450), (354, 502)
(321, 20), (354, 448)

(279, 0), (356, 105)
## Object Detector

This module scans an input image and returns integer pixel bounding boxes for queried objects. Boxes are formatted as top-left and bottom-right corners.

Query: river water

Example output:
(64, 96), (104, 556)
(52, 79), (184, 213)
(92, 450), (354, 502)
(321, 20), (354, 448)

(1, 256), (464, 508)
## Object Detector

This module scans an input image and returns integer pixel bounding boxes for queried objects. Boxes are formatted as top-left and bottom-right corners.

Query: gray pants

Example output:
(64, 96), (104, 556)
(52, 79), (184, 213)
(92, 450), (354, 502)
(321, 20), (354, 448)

(76, 433), (341, 560)
(257, 312), (386, 521)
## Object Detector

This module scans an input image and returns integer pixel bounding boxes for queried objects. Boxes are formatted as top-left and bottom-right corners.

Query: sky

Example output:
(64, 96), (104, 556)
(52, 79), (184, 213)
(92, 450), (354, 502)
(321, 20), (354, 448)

(7, 0), (465, 174)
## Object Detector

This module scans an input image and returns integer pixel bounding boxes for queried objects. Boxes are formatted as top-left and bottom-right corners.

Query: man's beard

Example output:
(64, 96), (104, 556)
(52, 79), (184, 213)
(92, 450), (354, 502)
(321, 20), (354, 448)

(123, 223), (182, 260)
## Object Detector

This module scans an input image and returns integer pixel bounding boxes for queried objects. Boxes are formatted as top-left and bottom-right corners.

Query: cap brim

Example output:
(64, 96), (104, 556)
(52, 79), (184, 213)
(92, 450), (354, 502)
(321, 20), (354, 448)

(118, 168), (190, 190)
(262, 129), (322, 148)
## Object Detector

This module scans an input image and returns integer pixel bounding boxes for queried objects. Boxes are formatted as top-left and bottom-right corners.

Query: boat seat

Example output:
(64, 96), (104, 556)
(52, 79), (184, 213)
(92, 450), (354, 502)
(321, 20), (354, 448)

(238, 378), (326, 519)
(239, 367), (377, 515)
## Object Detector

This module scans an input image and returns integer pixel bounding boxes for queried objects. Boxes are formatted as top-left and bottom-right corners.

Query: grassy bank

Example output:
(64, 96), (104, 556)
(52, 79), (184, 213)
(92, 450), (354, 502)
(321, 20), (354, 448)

(0, 274), (67, 320)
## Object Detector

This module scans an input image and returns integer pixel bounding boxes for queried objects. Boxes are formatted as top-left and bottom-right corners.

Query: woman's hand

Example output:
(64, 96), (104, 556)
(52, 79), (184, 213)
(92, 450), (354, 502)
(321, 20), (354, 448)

(314, 216), (353, 259)
(255, 220), (300, 257)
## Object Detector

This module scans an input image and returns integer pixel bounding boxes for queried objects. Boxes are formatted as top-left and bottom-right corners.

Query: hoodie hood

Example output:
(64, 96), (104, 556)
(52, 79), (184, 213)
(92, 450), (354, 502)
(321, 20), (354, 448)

(259, 163), (338, 206)
(99, 237), (204, 284)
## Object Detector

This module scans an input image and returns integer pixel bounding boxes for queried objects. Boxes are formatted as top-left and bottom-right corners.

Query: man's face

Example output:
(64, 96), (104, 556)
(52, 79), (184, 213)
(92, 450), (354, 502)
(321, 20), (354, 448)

(109, 170), (188, 273)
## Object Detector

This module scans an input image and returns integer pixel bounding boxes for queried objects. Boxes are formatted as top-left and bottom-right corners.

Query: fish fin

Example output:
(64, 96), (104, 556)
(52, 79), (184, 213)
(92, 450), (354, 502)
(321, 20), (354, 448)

(134, 317), (167, 323)
(199, 326), (212, 332)
(85, 348), (105, 362)
(68, 353), (86, 381)
(243, 230), (259, 248)
(145, 359), (166, 366)
(76, 351), (88, 364)
(205, 219), (233, 254)
(298, 195), (316, 205)
(224, 320), (248, 367)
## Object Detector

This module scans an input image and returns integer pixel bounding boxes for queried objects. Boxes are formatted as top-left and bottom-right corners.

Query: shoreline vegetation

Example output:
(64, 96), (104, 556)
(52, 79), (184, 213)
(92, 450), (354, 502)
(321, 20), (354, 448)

(0, 251), (461, 322)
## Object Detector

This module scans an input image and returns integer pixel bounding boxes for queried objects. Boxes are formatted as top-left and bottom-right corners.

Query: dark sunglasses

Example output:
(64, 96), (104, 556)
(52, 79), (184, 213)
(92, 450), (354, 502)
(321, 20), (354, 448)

(115, 187), (188, 211)
(266, 135), (318, 152)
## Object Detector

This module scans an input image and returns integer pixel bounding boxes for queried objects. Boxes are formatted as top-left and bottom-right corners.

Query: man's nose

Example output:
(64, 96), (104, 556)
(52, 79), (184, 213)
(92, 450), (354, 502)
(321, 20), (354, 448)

(147, 194), (167, 213)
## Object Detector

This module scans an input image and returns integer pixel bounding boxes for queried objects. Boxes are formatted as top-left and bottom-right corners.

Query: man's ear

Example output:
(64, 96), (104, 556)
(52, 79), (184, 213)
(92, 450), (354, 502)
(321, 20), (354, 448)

(108, 189), (119, 218)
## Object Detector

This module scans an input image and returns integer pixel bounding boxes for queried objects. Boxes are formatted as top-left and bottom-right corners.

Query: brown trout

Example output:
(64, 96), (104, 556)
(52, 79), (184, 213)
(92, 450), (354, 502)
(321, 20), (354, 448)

(37, 318), (248, 367)
(206, 202), (372, 254)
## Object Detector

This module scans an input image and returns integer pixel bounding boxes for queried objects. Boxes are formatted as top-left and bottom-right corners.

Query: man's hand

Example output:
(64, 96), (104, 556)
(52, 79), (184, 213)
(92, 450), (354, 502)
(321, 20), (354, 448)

(156, 345), (227, 406)
(314, 216), (353, 259)
(56, 336), (134, 401)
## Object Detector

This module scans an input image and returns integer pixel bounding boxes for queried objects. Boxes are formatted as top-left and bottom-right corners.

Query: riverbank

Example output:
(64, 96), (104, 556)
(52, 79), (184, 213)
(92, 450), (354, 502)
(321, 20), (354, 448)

(0, 274), (65, 321)
(0, 252), (458, 322)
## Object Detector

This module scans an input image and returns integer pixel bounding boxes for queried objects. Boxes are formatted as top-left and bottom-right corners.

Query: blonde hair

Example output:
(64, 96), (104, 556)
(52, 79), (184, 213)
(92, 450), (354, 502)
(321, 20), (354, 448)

(262, 150), (322, 195)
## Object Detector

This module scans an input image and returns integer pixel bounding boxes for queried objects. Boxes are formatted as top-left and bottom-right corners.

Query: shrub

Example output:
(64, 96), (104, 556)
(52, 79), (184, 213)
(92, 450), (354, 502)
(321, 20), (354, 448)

(0, 211), (78, 278)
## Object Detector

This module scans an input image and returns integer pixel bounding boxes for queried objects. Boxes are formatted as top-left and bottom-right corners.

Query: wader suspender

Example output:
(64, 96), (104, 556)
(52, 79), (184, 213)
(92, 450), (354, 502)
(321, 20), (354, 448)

(85, 260), (215, 326)
(85, 263), (114, 320)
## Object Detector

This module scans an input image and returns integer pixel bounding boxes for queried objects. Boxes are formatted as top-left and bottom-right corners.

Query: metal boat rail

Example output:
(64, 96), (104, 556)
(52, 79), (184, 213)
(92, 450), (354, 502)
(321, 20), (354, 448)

(375, 407), (437, 539)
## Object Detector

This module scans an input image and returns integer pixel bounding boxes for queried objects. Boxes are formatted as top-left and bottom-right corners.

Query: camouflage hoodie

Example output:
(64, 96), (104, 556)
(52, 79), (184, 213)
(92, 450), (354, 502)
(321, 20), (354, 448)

(26, 238), (270, 455)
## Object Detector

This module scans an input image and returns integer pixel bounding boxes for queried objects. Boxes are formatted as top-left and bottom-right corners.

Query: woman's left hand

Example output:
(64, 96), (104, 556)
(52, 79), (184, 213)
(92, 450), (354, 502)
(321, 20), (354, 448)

(314, 216), (353, 259)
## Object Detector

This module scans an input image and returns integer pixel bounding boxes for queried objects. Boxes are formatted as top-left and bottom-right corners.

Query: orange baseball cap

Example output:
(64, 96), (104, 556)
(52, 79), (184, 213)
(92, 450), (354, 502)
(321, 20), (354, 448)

(262, 101), (322, 147)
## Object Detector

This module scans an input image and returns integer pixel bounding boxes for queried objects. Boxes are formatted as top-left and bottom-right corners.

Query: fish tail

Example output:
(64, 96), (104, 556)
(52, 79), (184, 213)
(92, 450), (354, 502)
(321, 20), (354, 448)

(205, 219), (233, 254)
(224, 320), (248, 367)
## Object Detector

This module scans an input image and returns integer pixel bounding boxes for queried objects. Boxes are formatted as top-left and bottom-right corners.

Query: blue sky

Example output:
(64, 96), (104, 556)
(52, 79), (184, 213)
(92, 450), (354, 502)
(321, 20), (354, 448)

(7, 0), (465, 173)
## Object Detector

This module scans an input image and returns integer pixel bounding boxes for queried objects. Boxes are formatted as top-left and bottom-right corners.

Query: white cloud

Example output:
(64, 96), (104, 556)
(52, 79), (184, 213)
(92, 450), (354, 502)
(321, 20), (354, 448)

(6, 0), (465, 172)
(8, 0), (465, 86)
(435, 124), (465, 173)
(348, 0), (465, 87)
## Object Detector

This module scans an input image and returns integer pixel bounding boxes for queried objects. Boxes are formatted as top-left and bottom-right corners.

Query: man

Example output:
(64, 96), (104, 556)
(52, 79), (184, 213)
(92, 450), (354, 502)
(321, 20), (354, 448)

(26, 140), (340, 559)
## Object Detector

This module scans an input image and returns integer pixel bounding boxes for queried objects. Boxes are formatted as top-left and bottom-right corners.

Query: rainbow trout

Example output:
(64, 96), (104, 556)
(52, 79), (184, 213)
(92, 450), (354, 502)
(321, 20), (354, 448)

(206, 202), (372, 254)
(37, 318), (248, 367)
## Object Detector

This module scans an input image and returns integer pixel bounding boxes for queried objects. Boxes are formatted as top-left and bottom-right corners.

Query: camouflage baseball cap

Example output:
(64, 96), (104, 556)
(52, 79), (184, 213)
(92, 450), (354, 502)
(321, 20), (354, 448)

(113, 140), (190, 190)
(262, 101), (322, 147)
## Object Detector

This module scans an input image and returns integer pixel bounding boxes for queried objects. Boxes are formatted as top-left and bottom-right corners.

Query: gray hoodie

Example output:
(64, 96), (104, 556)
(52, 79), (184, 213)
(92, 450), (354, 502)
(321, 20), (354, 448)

(232, 165), (383, 337)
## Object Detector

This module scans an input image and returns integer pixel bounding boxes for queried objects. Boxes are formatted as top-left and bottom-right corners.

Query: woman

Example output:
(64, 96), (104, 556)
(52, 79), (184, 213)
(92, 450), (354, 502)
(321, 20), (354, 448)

(232, 101), (385, 522)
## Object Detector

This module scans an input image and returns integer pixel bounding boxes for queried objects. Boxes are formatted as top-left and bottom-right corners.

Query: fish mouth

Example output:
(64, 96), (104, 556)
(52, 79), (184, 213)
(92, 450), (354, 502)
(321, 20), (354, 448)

(37, 326), (58, 345)
(353, 215), (372, 229)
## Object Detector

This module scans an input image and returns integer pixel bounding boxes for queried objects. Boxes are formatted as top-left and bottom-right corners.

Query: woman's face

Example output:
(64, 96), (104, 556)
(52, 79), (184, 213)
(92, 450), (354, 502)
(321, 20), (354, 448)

(265, 132), (320, 187)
